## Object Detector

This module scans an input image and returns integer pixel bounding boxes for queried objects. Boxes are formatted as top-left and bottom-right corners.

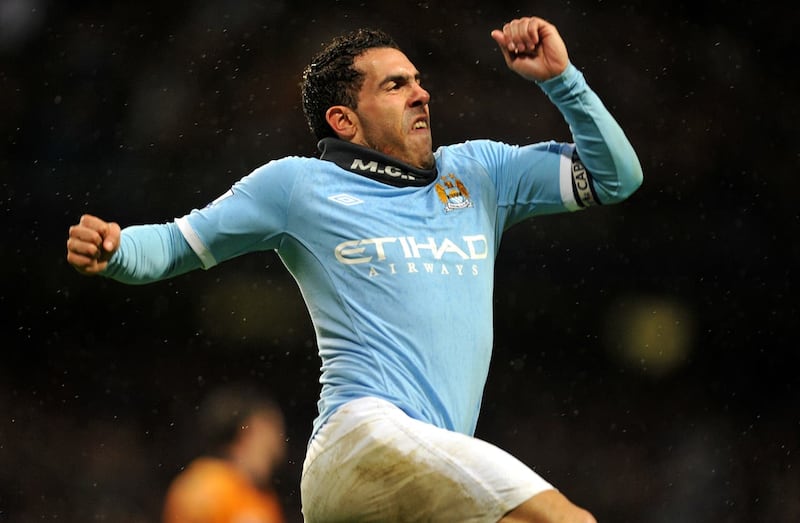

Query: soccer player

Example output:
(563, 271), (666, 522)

(67, 16), (643, 522)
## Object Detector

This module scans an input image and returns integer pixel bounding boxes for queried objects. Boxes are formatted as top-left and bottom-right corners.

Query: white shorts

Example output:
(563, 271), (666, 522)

(300, 397), (553, 522)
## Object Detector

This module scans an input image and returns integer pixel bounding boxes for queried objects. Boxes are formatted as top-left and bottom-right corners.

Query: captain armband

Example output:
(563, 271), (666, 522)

(570, 150), (600, 208)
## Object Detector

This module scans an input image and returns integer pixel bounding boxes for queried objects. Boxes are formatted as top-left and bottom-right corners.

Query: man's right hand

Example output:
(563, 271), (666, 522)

(66, 214), (121, 275)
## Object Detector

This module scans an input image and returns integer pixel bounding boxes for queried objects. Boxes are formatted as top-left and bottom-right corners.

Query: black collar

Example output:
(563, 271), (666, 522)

(317, 137), (437, 187)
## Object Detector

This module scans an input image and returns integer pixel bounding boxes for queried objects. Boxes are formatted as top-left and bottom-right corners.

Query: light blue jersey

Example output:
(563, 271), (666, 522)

(103, 64), (642, 439)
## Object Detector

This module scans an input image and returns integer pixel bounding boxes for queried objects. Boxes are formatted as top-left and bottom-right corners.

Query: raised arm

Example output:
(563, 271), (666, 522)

(492, 16), (643, 204)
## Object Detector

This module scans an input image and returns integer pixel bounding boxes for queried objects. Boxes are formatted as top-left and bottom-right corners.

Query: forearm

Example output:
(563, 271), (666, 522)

(538, 63), (643, 203)
(103, 222), (202, 284)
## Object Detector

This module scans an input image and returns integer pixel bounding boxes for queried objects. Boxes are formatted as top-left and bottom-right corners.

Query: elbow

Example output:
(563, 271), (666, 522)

(600, 157), (643, 205)
(617, 161), (644, 200)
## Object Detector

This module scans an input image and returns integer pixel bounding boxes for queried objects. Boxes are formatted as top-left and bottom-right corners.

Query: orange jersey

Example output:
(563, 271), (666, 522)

(162, 458), (285, 523)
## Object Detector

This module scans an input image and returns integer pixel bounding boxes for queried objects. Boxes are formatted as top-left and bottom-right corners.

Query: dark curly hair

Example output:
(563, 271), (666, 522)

(301, 28), (400, 141)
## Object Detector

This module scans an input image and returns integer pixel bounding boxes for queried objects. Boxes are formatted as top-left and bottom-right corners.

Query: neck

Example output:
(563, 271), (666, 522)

(318, 137), (437, 187)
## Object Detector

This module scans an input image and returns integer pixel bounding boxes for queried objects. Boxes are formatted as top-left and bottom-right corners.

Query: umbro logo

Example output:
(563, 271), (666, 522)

(328, 193), (364, 206)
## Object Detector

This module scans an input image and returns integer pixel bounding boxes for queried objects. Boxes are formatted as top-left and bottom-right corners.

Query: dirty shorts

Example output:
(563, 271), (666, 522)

(300, 397), (553, 522)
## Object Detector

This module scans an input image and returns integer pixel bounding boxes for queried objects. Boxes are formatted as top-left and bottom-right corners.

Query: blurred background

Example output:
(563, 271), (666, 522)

(1, 0), (798, 521)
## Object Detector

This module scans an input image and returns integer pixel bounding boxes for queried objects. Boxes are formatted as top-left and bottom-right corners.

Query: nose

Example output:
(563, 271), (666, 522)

(410, 82), (430, 107)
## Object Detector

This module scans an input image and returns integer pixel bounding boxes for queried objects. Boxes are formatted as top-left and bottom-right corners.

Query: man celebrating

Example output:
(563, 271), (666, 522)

(68, 16), (642, 522)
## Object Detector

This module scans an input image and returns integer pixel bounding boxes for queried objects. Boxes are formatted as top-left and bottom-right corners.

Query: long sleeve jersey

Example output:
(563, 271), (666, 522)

(103, 63), (643, 439)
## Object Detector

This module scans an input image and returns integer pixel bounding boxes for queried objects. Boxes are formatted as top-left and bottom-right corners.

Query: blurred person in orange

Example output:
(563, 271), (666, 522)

(162, 382), (287, 523)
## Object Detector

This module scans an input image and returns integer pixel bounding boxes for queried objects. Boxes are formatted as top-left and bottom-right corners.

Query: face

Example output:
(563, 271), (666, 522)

(236, 410), (286, 486)
(350, 47), (433, 169)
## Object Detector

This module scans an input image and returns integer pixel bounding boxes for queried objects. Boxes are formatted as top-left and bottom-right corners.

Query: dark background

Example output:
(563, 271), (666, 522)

(2, 0), (798, 521)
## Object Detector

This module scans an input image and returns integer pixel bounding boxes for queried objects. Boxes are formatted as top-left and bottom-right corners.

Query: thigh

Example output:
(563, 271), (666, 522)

(301, 397), (552, 523)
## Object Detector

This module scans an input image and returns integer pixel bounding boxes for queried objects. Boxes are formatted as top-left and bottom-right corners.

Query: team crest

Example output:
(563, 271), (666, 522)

(435, 173), (473, 212)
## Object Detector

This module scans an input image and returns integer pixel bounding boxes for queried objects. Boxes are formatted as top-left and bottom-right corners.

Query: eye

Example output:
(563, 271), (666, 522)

(384, 75), (410, 91)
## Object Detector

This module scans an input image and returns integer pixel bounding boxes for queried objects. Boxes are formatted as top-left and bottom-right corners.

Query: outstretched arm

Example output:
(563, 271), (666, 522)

(67, 214), (201, 284)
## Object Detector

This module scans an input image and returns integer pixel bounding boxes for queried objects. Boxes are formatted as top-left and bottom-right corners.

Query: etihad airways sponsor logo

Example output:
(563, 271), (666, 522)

(335, 234), (489, 277)
(335, 234), (488, 264)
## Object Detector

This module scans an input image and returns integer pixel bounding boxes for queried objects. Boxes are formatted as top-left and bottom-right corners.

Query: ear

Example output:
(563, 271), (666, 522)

(325, 106), (358, 140)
